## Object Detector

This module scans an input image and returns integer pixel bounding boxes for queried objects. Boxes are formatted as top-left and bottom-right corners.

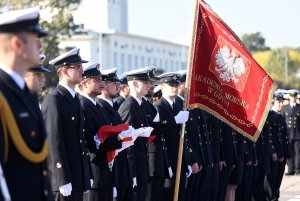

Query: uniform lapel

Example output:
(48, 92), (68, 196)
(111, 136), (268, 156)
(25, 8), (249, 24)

(0, 69), (39, 122)
(96, 98), (120, 124)
(57, 85), (77, 106)
(161, 97), (174, 117)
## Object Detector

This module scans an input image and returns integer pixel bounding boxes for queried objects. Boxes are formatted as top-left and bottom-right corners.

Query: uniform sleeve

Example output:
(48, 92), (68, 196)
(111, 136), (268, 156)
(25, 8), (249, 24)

(82, 108), (121, 154)
(42, 95), (71, 187)
(118, 101), (133, 125)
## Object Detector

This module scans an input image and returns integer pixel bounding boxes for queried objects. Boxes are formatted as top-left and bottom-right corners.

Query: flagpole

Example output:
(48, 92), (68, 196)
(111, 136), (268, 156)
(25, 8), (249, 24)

(173, 1), (199, 201)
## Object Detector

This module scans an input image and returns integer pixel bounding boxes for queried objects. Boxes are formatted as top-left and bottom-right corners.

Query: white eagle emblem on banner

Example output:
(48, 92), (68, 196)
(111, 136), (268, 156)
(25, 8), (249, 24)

(215, 46), (246, 83)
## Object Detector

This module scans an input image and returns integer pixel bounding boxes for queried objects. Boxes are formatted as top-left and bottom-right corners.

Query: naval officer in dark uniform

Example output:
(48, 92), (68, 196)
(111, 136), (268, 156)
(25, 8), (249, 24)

(42, 48), (93, 201)
(78, 63), (123, 201)
(141, 67), (181, 201)
(0, 7), (53, 201)
(154, 72), (190, 201)
(281, 89), (300, 175)
(118, 68), (155, 201)
(97, 67), (136, 201)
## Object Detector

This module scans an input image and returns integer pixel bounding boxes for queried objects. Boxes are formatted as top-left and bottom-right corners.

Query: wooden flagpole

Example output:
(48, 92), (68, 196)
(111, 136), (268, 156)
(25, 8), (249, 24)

(173, 0), (199, 201)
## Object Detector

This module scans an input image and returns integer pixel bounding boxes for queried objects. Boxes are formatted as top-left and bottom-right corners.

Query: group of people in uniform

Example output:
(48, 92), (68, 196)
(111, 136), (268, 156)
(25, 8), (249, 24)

(0, 6), (299, 201)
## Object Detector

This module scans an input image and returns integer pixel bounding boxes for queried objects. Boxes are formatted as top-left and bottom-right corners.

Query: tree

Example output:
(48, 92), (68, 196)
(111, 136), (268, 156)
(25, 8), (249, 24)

(253, 48), (300, 89)
(241, 32), (270, 55)
(0, 0), (82, 89)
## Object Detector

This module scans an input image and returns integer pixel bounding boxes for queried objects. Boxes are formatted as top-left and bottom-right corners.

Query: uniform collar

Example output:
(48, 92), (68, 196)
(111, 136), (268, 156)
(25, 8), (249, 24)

(130, 94), (142, 106)
(164, 96), (175, 108)
(101, 97), (114, 107)
(0, 63), (25, 90)
(81, 93), (96, 106)
(59, 81), (76, 98)
(177, 95), (184, 101)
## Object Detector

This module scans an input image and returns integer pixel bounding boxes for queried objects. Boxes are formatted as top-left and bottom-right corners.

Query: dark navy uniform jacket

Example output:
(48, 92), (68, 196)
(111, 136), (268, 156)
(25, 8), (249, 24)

(80, 95), (121, 189)
(118, 95), (149, 185)
(97, 98), (135, 188)
(42, 85), (92, 192)
(0, 69), (52, 201)
(281, 104), (300, 140)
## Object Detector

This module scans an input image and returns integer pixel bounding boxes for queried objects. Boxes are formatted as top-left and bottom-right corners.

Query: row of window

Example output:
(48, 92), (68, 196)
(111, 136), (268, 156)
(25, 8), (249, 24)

(113, 52), (187, 73)
(114, 41), (188, 57)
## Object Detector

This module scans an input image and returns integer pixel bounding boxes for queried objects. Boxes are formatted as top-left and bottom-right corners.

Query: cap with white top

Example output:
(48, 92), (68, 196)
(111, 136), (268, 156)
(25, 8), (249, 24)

(0, 7), (48, 37)
(101, 68), (119, 82)
(49, 48), (88, 70)
(157, 72), (182, 85)
(82, 63), (101, 79)
(124, 67), (151, 81)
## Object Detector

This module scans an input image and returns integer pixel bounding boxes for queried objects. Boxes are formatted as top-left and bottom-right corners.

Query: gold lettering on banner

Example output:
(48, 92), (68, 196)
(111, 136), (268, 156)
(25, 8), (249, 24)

(195, 74), (222, 92)
(225, 93), (249, 110)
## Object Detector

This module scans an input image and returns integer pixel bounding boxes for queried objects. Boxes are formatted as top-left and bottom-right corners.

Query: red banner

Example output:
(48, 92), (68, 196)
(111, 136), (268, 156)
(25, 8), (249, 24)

(186, 1), (276, 141)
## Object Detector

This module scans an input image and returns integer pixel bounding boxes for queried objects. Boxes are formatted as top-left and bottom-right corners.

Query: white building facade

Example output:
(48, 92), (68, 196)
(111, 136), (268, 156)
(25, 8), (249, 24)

(61, 0), (189, 74)
(59, 31), (189, 74)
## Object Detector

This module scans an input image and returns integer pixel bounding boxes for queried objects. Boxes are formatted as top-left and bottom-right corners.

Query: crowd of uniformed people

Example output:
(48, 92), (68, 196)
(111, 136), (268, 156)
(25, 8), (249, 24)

(0, 7), (299, 201)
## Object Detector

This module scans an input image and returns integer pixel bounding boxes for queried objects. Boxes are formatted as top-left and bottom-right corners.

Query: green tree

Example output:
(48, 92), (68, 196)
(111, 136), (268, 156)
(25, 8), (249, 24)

(241, 32), (270, 55)
(253, 48), (300, 89)
(0, 0), (82, 89)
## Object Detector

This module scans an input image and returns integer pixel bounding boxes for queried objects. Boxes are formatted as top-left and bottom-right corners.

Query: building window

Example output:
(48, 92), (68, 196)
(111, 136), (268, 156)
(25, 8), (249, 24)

(165, 60), (168, 68)
(170, 60), (174, 70)
(121, 53), (124, 66)
(113, 52), (118, 66)
(159, 59), (163, 67)
(128, 55), (132, 67)
(135, 55), (138, 66)
(141, 56), (145, 66)
(153, 58), (157, 65)
(147, 57), (151, 66)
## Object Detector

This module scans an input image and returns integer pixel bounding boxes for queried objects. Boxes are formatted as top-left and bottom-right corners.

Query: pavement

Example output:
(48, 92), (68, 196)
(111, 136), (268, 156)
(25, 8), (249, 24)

(279, 174), (300, 201)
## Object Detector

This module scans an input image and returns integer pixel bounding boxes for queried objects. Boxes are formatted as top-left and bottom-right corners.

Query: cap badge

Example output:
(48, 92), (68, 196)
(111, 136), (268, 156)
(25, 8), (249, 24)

(173, 75), (177, 80)
(96, 65), (100, 71)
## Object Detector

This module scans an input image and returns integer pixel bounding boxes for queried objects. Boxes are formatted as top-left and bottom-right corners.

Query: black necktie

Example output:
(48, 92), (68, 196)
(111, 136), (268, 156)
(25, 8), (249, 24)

(172, 102), (179, 115)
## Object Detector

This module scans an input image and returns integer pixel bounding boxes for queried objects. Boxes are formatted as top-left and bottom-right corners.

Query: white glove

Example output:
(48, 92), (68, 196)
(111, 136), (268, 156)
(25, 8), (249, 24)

(168, 167), (173, 178)
(113, 187), (117, 198)
(59, 183), (72, 197)
(175, 111), (189, 124)
(90, 179), (93, 187)
(136, 127), (154, 137)
(133, 177), (137, 188)
(94, 135), (101, 149)
(186, 165), (192, 178)
(118, 127), (133, 140)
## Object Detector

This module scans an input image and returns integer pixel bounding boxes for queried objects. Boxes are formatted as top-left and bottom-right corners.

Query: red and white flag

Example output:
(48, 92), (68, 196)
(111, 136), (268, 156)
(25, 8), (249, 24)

(186, 1), (276, 141)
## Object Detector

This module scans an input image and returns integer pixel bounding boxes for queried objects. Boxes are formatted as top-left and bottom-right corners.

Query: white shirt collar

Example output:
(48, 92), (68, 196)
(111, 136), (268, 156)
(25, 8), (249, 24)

(163, 96), (175, 108)
(130, 94), (143, 106)
(80, 93), (96, 106)
(0, 63), (25, 90)
(59, 81), (76, 98)
(177, 95), (184, 101)
(101, 97), (114, 107)
(290, 103), (296, 107)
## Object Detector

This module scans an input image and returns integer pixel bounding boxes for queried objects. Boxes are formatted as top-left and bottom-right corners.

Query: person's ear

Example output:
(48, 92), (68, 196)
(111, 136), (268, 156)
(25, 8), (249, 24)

(10, 35), (24, 54)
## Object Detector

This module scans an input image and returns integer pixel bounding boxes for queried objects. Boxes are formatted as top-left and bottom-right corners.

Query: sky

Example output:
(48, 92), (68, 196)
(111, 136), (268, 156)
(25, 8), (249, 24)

(127, 0), (300, 48)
